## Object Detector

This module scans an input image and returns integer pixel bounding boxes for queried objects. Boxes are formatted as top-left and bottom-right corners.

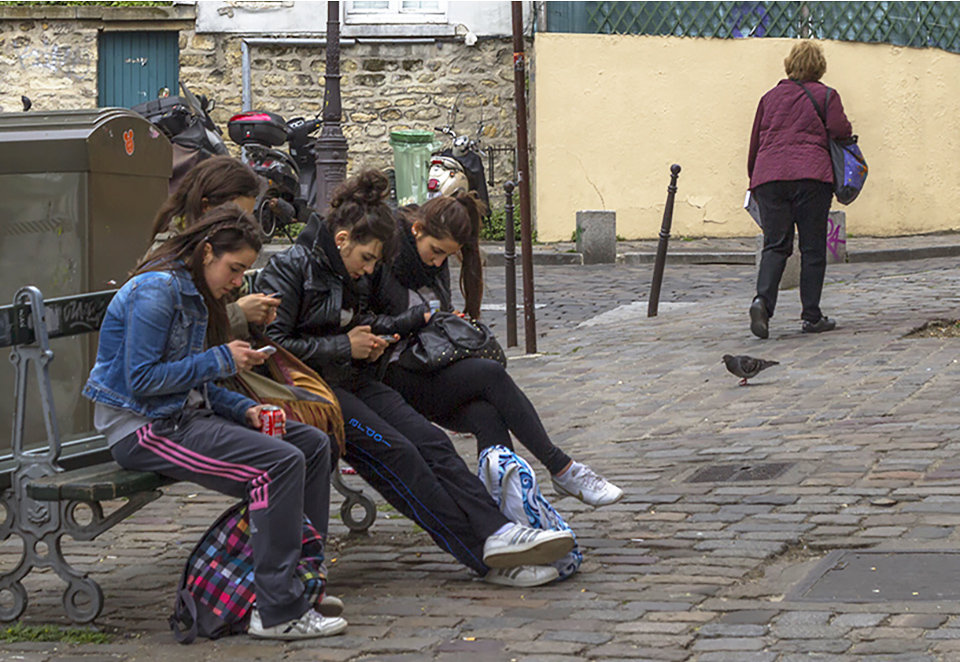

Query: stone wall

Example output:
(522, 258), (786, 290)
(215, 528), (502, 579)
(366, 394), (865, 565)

(0, 6), (520, 209)
(179, 32), (518, 194)
(0, 18), (98, 112)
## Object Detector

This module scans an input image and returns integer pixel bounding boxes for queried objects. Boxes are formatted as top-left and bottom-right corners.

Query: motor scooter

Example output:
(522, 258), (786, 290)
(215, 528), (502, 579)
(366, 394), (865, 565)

(132, 83), (229, 193)
(227, 110), (322, 241)
(426, 109), (489, 209)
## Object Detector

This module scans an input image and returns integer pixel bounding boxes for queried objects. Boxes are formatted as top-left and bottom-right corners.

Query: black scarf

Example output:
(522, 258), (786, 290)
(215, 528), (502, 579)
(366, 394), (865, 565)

(393, 219), (451, 309)
(315, 222), (360, 313)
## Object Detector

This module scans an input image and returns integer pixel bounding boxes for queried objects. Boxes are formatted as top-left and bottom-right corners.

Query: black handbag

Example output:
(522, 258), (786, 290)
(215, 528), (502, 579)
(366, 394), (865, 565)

(398, 311), (506, 372)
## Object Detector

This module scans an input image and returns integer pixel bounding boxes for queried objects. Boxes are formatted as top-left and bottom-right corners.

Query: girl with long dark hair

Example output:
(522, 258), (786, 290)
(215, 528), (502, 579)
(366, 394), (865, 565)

(84, 205), (346, 640)
(381, 192), (623, 507)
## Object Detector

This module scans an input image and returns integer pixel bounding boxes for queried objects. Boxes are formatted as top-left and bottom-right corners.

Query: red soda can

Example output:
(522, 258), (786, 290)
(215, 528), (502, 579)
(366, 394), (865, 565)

(258, 405), (285, 438)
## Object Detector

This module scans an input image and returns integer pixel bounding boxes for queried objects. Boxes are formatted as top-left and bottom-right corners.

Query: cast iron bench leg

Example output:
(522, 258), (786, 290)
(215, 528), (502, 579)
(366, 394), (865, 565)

(332, 469), (376, 533)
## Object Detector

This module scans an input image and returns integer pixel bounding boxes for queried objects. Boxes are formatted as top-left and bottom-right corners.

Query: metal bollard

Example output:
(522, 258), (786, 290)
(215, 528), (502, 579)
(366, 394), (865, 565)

(503, 181), (518, 348)
(647, 164), (681, 317)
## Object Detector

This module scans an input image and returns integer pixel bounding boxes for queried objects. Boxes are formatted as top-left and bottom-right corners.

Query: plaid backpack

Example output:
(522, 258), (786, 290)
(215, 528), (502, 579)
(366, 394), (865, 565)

(169, 501), (327, 644)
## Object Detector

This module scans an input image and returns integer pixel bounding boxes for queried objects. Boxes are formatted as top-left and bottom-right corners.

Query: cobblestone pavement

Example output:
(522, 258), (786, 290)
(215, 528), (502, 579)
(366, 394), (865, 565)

(7, 252), (960, 661)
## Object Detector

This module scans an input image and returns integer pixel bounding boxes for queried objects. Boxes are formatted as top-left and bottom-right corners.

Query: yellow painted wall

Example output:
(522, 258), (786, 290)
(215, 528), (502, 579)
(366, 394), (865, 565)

(533, 34), (960, 241)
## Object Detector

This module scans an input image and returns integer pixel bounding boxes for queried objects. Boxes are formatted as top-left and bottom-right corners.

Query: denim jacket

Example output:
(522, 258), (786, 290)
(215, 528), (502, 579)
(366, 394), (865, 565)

(83, 268), (256, 423)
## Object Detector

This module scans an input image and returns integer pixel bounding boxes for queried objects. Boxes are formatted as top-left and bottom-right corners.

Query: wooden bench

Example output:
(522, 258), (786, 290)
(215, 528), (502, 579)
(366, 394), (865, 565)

(0, 285), (375, 625)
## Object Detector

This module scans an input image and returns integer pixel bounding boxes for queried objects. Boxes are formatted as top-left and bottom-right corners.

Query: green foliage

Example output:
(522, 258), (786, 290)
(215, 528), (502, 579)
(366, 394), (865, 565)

(482, 192), (535, 242)
(0, 623), (112, 644)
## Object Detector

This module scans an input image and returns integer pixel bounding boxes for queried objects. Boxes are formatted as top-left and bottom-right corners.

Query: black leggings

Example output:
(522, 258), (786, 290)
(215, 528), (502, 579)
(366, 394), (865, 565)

(384, 358), (572, 476)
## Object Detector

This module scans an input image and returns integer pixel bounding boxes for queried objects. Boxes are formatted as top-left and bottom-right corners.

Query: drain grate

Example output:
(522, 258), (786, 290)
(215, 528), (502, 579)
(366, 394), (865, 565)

(687, 462), (794, 483)
(789, 550), (960, 602)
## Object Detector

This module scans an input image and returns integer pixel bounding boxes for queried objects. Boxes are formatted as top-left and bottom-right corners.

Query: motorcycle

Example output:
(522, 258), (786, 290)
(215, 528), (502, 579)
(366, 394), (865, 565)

(426, 110), (489, 210)
(132, 83), (229, 193)
(227, 110), (322, 241)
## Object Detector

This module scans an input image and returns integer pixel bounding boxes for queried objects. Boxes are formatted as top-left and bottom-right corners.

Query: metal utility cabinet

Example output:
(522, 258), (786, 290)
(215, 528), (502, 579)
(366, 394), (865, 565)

(0, 108), (171, 455)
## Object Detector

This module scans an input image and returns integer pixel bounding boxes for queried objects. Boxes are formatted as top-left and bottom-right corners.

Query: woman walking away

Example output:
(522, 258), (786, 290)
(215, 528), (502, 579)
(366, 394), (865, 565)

(83, 205), (345, 640)
(382, 193), (622, 507)
(748, 40), (853, 338)
(257, 169), (574, 588)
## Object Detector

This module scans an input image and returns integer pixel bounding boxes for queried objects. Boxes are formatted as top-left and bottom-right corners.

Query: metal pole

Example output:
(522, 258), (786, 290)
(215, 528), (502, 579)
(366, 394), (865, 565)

(503, 181), (518, 348)
(511, 1), (536, 354)
(315, 1), (348, 210)
(241, 40), (251, 111)
(647, 164), (681, 318)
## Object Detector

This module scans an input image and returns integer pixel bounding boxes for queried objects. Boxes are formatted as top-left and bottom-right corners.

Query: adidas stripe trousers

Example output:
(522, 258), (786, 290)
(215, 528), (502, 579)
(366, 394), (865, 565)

(334, 378), (509, 574)
(111, 407), (331, 628)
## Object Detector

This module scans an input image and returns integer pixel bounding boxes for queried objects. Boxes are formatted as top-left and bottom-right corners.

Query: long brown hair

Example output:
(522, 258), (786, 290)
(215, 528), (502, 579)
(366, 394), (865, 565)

(136, 204), (262, 346)
(417, 191), (487, 319)
(326, 169), (397, 260)
(151, 156), (261, 237)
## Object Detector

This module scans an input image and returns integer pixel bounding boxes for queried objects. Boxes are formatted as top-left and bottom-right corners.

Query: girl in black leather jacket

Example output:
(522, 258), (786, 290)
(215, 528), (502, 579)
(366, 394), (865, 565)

(380, 193), (623, 507)
(255, 170), (574, 588)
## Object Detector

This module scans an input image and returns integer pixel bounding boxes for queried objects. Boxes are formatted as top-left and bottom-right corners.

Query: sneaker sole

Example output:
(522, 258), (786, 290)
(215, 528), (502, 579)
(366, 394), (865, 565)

(483, 531), (574, 569)
(484, 567), (559, 587)
(249, 617), (348, 640)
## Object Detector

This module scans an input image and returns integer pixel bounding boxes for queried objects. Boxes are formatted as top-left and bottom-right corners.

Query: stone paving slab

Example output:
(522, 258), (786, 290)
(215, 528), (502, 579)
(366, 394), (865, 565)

(8, 254), (960, 659)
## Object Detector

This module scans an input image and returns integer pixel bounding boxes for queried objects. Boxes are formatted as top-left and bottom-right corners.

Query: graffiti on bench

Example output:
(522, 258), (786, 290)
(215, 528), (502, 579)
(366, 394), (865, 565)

(0, 290), (117, 348)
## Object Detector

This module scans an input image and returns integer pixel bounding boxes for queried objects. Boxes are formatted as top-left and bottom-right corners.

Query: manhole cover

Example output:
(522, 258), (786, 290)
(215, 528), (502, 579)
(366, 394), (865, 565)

(789, 550), (960, 602)
(687, 462), (793, 483)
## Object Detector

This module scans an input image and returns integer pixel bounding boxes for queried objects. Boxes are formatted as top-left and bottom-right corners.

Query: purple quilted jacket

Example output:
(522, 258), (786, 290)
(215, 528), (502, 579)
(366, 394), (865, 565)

(748, 79), (852, 189)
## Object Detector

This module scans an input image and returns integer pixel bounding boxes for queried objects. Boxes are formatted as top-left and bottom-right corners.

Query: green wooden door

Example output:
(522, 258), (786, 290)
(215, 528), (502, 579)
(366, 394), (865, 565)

(98, 31), (179, 108)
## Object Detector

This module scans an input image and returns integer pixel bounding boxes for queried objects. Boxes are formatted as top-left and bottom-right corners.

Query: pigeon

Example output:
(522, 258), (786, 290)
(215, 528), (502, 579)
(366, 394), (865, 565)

(722, 354), (779, 386)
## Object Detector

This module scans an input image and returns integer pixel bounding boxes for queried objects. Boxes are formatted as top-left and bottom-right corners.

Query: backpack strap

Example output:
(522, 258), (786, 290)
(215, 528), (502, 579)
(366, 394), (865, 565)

(170, 588), (199, 645)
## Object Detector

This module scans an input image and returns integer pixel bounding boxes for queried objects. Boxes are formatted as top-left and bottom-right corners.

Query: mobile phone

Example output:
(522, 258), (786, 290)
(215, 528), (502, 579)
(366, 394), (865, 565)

(378, 335), (397, 343)
(254, 345), (277, 355)
(266, 292), (282, 298)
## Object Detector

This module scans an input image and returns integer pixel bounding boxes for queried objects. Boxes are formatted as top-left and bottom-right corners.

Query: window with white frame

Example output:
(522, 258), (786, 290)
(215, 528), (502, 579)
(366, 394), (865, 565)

(344, 0), (447, 24)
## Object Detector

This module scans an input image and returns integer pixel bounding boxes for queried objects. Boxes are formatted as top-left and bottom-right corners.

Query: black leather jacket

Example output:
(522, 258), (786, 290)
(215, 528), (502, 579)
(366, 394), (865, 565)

(255, 225), (429, 385)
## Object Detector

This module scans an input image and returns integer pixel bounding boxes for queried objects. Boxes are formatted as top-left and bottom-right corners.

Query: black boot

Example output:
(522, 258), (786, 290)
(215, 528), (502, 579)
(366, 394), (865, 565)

(749, 297), (769, 339)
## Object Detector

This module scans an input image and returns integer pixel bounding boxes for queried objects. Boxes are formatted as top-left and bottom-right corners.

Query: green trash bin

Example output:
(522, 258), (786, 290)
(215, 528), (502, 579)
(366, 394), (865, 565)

(390, 129), (437, 206)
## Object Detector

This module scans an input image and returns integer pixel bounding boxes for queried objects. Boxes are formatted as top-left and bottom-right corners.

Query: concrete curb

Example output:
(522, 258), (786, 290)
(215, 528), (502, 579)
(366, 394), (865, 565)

(617, 251), (755, 265)
(483, 244), (960, 266)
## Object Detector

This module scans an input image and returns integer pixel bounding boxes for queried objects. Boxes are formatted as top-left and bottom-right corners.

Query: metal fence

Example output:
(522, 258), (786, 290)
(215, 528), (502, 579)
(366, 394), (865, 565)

(543, 2), (960, 53)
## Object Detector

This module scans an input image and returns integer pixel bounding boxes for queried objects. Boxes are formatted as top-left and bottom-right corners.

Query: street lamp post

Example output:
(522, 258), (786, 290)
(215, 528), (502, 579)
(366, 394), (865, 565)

(315, 0), (348, 210)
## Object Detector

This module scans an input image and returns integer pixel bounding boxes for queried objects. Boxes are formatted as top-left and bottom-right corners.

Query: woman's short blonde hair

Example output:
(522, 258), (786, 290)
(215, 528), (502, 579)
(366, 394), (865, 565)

(784, 40), (826, 81)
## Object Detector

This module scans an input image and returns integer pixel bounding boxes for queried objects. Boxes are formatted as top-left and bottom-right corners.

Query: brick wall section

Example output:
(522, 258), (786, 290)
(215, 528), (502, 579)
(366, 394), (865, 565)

(0, 13), (520, 199)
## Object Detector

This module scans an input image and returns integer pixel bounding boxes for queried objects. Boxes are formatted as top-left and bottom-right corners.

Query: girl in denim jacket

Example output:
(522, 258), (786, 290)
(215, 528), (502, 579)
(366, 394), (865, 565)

(83, 205), (345, 641)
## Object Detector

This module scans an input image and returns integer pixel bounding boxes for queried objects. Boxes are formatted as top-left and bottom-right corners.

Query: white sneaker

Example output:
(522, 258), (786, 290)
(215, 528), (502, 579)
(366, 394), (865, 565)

(552, 461), (623, 507)
(482, 523), (574, 568)
(484, 565), (559, 587)
(248, 607), (347, 640)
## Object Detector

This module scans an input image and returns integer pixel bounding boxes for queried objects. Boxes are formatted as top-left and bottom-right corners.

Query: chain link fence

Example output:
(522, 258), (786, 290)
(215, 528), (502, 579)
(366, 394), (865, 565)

(544, 2), (960, 53)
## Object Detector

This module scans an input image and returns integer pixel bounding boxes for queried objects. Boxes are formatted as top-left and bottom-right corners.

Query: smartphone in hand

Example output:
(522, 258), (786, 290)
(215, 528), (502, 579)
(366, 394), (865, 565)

(378, 335), (398, 344)
(254, 345), (278, 356)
